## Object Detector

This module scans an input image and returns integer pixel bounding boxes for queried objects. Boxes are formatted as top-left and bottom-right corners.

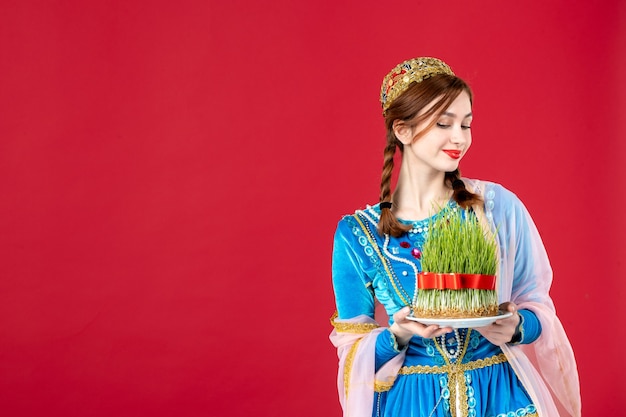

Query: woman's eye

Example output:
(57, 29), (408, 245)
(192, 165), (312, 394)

(461, 125), (471, 130)
(436, 123), (450, 128)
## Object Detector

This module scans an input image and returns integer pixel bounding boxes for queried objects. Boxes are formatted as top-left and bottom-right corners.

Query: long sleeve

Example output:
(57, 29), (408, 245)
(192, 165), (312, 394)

(511, 309), (542, 345)
(332, 217), (405, 371)
(332, 218), (376, 320)
(330, 217), (408, 416)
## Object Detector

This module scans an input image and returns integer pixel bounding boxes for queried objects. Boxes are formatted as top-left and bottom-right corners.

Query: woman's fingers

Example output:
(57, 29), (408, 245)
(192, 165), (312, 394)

(422, 324), (453, 338)
(393, 302), (523, 346)
(391, 307), (454, 339)
(393, 306), (412, 322)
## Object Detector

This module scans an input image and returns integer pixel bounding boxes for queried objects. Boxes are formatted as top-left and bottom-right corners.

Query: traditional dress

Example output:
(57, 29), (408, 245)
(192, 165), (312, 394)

(330, 179), (581, 417)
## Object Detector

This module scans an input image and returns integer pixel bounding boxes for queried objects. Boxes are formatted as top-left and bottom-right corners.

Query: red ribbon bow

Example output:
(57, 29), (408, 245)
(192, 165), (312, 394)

(417, 273), (496, 290)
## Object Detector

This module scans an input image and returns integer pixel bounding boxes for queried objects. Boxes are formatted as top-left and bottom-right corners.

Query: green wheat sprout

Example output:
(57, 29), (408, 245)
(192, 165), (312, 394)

(414, 208), (498, 318)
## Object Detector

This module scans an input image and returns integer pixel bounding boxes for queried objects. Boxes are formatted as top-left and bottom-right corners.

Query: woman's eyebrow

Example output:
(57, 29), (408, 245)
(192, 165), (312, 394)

(442, 111), (473, 118)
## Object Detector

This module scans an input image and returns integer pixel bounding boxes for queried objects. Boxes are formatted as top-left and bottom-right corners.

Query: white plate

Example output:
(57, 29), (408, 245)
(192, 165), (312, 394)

(406, 311), (513, 328)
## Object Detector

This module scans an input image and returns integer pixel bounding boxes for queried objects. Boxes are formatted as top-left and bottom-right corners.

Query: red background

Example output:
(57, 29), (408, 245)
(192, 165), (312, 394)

(1, 1), (625, 416)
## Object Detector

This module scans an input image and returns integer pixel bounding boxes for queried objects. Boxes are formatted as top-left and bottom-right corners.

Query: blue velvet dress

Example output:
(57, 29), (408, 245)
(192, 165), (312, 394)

(332, 199), (542, 417)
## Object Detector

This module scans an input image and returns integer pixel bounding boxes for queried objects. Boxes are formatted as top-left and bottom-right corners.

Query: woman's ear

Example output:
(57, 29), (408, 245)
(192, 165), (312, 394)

(392, 119), (413, 145)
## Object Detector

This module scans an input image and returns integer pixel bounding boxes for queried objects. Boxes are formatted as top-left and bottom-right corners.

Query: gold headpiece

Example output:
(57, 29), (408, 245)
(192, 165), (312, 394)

(380, 57), (455, 113)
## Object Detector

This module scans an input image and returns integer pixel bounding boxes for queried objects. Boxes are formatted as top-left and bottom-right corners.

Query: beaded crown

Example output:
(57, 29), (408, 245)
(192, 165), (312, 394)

(380, 57), (455, 114)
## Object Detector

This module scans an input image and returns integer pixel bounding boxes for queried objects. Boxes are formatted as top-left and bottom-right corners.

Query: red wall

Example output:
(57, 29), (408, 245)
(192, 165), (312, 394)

(1, 1), (624, 416)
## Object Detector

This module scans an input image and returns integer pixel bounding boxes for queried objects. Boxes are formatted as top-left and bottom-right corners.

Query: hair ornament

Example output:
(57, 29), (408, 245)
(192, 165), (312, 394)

(380, 202), (393, 209)
(380, 57), (455, 114)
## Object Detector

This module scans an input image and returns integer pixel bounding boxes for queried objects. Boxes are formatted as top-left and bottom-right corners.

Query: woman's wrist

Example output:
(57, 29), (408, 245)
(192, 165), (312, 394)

(389, 323), (413, 346)
(509, 313), (523, 344)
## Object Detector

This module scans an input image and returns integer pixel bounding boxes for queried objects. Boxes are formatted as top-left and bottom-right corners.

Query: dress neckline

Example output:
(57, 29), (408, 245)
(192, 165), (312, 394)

(392, 200), (457, 227)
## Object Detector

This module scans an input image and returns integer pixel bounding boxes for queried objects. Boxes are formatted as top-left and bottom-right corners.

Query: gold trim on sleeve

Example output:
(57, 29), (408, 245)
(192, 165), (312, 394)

(330, 311), (381, 334)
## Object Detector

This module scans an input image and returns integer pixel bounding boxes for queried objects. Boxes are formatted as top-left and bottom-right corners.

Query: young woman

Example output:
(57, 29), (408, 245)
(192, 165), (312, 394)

(330, 57), (581, 417)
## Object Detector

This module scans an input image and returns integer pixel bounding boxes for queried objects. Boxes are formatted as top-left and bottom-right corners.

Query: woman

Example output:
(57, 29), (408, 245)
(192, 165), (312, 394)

(330, 57), (581, 417)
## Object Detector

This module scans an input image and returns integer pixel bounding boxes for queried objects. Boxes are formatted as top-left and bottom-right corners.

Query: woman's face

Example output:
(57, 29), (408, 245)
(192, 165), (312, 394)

(399, 90), (473, 175)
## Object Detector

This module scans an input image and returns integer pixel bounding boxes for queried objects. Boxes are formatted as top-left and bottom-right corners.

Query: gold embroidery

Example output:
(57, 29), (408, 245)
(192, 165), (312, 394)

(333, 321), (380, 333)
(435, 330), (470, 417)
(398, 353), (508, 375)
(352, 214), (411, 306)
(398, 343), (508, 417)
(463, 353), (508, 370)
(374, 379), (395, 392)
(398, 363), (448, 375)
(344, 339), (361, 399)
(398, 353), (507, 375)
(330, 311), (380, 333)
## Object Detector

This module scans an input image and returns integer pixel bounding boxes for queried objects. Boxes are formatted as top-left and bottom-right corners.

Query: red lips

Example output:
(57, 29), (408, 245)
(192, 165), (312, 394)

(443, 150), (461, 159)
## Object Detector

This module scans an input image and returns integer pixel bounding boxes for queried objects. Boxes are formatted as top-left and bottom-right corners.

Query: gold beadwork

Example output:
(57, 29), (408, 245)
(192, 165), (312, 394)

(380, 57), (455, 113)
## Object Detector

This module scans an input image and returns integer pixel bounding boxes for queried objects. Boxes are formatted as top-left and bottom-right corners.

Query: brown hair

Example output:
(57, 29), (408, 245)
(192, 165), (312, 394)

(377, 74), (482, 237)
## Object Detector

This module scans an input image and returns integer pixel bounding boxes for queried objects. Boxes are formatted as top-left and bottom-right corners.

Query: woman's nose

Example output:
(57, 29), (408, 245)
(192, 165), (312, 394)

(450, 126), (465, 143)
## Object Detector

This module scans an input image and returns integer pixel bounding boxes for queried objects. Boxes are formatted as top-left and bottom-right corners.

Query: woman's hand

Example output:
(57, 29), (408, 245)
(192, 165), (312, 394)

(474, 302), (520, 346)
(390, 306), (453, 346)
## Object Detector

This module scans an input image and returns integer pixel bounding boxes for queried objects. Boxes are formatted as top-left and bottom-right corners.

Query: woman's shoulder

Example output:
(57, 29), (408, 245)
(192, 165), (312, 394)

(463, 178), (522, 203)
(338, 203), (382, 222)
(463, 178), (529, 220)
(335, 203), (382, 234)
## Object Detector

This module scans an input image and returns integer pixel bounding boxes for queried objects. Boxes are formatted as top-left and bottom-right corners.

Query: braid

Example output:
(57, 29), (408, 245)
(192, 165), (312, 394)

(378, 132), (412, 237)
(379, 136), (396, 204)
(376, 74), (474, 236)
(446, 169), (482, 209)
